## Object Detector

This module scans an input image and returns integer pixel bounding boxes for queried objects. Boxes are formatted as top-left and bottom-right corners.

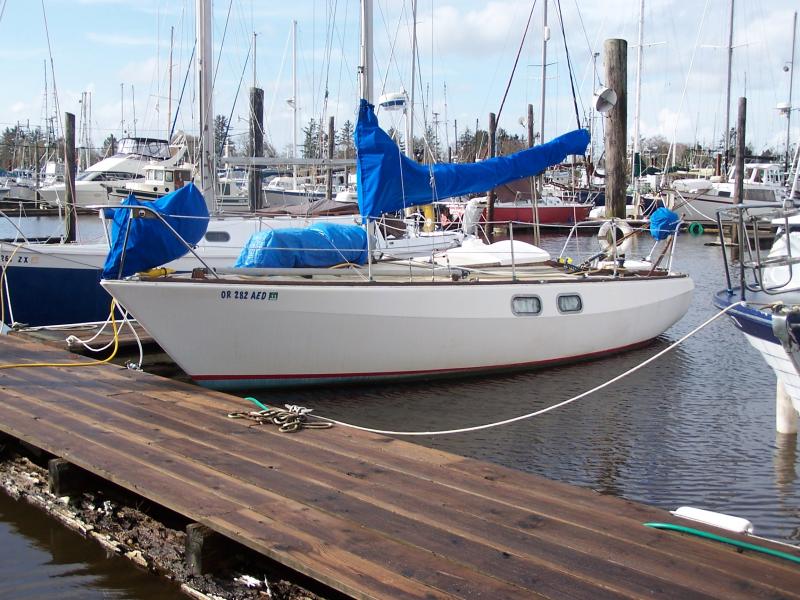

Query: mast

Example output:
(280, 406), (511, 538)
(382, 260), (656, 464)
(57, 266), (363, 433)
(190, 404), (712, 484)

(359, 0), (373, 103)
(253, 31), (257, 88)
(168, 26), (174, 137)
(405, 0), (417, 159)
(360, 0), (374, 278)
(632, 0), (644, 207)
(197, 0), (216, 206)
(292, 19), (298, 189)
(723, 0), (734, 178)
(131, 85), (136, 136)
(539, 0), (548, 143)
(786, 11), (797, 176)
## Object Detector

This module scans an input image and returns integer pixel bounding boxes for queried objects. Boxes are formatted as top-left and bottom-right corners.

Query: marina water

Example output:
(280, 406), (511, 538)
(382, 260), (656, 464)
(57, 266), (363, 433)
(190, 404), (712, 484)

(1, 217), (798, 597)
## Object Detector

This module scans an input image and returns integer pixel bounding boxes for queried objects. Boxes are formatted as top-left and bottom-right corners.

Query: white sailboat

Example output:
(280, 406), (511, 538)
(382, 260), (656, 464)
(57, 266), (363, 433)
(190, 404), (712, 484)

(100, 0), (693, 391)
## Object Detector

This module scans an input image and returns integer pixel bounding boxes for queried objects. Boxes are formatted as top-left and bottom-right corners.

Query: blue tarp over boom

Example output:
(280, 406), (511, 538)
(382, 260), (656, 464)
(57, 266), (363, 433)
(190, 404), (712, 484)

(355, 99), (590, 220)
(234, 222), (368, 268)
(102, 183), (210, 279)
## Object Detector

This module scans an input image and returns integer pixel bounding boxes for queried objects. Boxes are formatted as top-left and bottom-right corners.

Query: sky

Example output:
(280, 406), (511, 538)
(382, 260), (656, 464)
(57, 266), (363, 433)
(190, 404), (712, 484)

(0, 0), (797, 160)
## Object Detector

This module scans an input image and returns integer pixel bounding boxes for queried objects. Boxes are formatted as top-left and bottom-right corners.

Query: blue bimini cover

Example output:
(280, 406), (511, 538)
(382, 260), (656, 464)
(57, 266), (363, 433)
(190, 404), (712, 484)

(649, 207), (681, 240)
(355, 99), (590, 220)
(234, 222), (368, 268)
(102, 183), (210, 279)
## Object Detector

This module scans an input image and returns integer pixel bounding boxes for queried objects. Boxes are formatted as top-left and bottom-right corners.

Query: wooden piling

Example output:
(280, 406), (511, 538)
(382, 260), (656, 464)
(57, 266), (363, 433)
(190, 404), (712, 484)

(248, 87), (264, 212)
(487, 112), (497, 239)
(603, 39), (627, 219)
(527, 103), (541, 245)
(48, 458), (89, 497)
(64, 112), (77, 243)
(185, 523), (235, 576)
(326, 116), (335, 201)
(731, 97), (746, 264)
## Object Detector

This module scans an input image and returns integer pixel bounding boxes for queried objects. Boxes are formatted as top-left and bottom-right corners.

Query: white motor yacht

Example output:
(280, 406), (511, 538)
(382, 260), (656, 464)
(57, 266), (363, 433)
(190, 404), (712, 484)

(38, 135), (188, 207)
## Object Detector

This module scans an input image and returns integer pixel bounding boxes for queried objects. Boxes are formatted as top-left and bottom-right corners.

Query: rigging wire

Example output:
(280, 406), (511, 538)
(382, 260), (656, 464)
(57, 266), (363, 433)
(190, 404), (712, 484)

(662, 0), (710, 182)
(40, 0), (62, 141)
(496, 0), (537, 125)
(220, 43), (252, 157)
(213, 0), (236, 90)
(555, 0), (583, 130)
(171, 43), (196, 139)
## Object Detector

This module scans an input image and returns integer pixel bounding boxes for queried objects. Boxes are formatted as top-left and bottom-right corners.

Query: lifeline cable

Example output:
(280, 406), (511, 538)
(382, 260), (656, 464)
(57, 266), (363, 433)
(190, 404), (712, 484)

(307, 301), (745, 436)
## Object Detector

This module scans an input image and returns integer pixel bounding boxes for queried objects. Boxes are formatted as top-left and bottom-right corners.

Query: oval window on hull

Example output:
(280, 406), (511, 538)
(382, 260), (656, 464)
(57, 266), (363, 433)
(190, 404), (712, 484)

(511, 295), (542, 316)
(557, 294), (583, 313)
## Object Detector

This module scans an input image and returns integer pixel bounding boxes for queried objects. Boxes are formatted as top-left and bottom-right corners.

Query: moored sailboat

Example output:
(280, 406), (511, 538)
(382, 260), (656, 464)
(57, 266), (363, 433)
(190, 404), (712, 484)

(101, 99), (694, 390)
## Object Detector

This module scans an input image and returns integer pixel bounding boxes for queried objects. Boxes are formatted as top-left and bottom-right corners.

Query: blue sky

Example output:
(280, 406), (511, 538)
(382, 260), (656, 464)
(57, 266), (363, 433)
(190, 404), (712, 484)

(0, 0), (797, 158)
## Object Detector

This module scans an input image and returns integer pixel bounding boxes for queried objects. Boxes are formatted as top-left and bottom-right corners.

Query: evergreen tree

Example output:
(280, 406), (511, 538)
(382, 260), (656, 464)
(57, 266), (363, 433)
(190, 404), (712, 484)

(301, 118), (321, 158)
(102, 134), (118, 158)
(213, 115), (230, 157)
(336, 120), (355, 158)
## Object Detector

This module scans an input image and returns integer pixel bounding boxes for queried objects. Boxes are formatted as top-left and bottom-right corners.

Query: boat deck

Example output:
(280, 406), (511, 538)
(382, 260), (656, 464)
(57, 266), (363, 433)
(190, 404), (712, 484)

(0, 333), (798, 599)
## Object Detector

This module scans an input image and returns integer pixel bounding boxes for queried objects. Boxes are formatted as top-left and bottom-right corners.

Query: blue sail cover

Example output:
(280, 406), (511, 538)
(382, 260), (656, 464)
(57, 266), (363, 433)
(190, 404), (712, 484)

(234, 222), (368, 268)
(355, 99), (590, 220)
(102, 183), (210, 279)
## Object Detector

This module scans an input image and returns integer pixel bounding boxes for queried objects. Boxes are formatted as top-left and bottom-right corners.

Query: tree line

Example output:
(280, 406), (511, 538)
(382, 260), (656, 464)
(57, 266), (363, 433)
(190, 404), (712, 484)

(2, 118), (787, 173)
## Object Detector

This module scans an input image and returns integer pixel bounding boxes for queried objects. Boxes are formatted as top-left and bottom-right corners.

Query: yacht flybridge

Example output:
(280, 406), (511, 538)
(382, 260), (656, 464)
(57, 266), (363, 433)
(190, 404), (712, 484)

(38, 135), (188, 207)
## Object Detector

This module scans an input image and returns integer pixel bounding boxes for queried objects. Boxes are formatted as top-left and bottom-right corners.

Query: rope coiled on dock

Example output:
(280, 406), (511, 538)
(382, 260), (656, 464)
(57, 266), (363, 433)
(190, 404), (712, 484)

(228, 403), (333, 434)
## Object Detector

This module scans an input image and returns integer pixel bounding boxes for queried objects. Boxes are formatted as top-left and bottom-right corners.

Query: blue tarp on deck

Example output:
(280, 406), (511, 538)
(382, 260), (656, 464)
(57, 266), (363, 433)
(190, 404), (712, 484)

(234, 222), (368, 268)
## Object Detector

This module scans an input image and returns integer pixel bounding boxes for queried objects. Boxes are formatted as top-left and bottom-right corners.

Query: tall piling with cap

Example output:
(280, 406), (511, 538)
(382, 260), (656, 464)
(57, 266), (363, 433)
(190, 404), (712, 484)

(487, 112), (497, 240)
(603, 39), (627, 219)
(730, 97), (746, 263)
(248, 87), (264, 212)
(326, 116), (335, 201)
(64, 112), (77, 243)
(527, 103), (541, 245)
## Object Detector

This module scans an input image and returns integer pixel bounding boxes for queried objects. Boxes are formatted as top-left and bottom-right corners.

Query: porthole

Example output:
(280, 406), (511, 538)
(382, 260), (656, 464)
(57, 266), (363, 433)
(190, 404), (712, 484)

(511, 295), (542, 316)
(205, 231), (231, 243)
(557, 294), (583, 313)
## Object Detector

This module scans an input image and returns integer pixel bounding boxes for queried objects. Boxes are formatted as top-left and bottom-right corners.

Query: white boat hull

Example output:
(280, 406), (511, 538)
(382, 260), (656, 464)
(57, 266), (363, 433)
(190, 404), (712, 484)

(743, 333), (800, 415)
(103, 275), (694, 389)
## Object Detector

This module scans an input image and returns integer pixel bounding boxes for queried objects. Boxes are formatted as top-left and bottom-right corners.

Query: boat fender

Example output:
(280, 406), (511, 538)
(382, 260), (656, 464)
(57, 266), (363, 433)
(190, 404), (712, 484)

(597, 219), (633, 256)
(688, 222), (704, 237)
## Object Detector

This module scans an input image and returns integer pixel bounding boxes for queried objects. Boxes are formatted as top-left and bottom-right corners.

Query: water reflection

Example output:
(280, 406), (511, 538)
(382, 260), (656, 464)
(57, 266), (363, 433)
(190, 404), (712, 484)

(0, 491), (182, 599)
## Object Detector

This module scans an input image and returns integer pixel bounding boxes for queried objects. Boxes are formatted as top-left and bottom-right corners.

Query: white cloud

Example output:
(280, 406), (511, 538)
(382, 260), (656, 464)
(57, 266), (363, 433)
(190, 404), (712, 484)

(86, 32), (161, 48)
(117, 57), (160, 86)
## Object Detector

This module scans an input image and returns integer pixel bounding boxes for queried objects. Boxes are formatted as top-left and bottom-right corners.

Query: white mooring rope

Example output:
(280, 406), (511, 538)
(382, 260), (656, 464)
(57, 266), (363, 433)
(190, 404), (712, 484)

(309, 301), (745, 436)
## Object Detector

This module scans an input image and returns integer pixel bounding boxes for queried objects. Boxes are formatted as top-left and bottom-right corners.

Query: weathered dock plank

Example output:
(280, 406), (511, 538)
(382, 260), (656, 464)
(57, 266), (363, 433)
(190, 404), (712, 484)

(0, 334), (798, 599)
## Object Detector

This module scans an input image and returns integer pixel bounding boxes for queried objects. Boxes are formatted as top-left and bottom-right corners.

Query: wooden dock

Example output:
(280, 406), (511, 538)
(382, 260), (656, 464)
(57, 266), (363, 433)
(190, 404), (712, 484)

(8, 322), (156, 357)
(0, 333), (797, 599)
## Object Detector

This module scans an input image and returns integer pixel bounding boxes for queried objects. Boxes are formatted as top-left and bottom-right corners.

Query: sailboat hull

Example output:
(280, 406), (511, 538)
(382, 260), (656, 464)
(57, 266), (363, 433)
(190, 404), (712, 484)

(103, 275), (693, 389)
